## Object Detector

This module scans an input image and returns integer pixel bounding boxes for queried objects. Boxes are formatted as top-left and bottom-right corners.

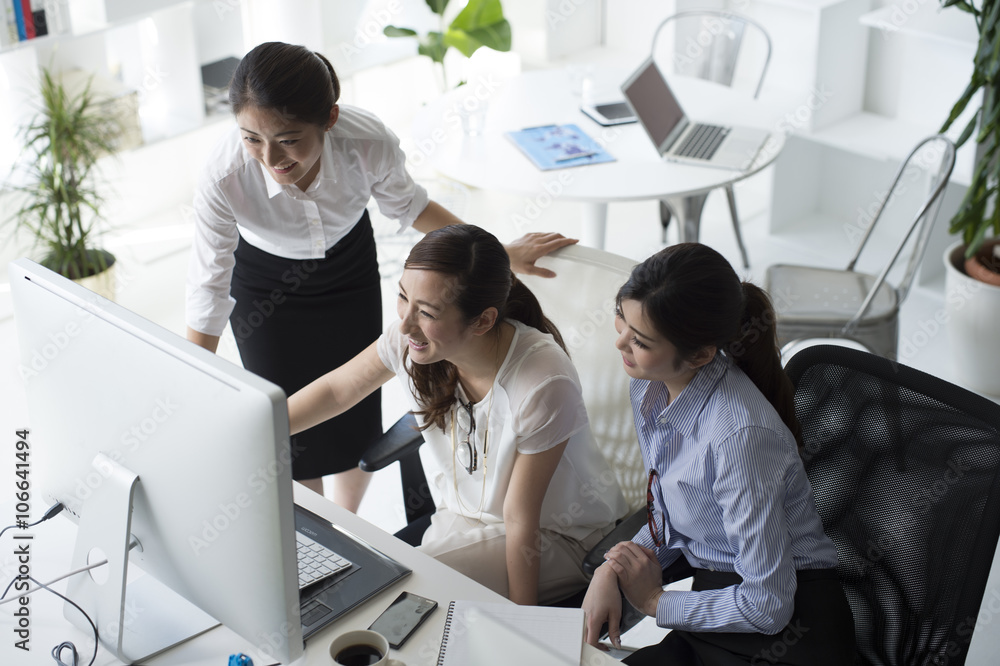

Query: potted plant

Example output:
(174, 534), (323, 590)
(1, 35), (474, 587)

(383, 0), (512, 90)
(939, 0), (1000, 394)
(3, 67), (122, 299)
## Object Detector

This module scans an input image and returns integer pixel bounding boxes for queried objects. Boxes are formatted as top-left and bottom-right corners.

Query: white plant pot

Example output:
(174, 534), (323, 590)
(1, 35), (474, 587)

(75, 261), (116, 302)
(944, 241), (1000, 396)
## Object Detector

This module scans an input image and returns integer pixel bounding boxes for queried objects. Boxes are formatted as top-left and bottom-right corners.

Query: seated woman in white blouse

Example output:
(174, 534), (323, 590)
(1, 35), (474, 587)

(288, 224), (628, 605)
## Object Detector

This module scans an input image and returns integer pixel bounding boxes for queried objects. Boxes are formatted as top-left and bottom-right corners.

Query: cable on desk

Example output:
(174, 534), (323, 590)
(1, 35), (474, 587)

(0, 557), (108, 606)
(0, 501), (64, 539)
(30, 576), (99, 666)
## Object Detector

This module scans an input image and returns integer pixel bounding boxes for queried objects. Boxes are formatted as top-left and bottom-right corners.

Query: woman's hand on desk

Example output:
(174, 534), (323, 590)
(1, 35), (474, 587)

(582, 562), (623, 650)
(604, 541), (663, 618)
(504, 232), (578, 278)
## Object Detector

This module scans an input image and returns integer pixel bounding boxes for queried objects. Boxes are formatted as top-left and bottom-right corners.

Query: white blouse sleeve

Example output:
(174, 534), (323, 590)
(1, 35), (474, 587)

(376, 320), (406, 376)
(368, 125), (429, 231)
(185, 175), (240, 336)
(509, 345), (589, 454)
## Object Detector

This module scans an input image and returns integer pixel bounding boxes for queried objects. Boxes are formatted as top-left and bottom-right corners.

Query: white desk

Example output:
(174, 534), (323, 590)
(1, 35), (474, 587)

(3, 484), (620, 666)
(411, 68), (786, 249)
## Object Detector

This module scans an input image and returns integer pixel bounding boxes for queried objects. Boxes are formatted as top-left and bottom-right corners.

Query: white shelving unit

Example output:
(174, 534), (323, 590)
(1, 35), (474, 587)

(765, 0), (978, 288)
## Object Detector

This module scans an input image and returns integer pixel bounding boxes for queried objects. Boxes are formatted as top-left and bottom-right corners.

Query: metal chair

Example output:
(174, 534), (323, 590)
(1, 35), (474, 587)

(360, 244), (645, 563)
(764, 135), (956, 360)
(652, 10), (773, 268)
(786, 344), (1000, 665)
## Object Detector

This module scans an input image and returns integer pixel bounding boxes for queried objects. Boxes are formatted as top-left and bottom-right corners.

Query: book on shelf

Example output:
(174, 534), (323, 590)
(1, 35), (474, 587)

(1, 1), (17, 46)
(2, 0), (50, 44)
(435, 600), (583, 666)
(504, 123), (615, 171)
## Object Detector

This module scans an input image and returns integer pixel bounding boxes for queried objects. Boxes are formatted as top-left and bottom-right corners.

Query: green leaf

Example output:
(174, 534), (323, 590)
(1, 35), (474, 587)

(450, 0), (505, 32)
(418, 32), (448, 64)
(425, 0), (449, 16)
(956, 113), (979, 146)
(444, 19), (512, 57)
(942, 0), (979, 13)
(383, 26), (418, 38)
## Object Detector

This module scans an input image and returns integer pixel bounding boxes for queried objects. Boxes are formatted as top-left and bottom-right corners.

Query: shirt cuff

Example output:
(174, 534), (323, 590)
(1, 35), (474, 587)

(655, 590), (687, 628)
(185, 293), (236, 337)
(396, 184), (430, 232)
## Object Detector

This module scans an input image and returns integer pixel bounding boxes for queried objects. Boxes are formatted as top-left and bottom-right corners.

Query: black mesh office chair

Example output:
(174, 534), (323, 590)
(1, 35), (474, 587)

(786, 344), (1000, 665)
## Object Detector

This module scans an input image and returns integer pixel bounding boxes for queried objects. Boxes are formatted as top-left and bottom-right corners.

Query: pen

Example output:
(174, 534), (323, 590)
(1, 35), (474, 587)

(521, 124), (558, 131)
(555, 151), (597, 162)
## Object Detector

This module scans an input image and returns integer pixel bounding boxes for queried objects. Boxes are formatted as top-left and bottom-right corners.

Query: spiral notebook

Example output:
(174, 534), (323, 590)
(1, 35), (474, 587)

(436, 600), (583, 665)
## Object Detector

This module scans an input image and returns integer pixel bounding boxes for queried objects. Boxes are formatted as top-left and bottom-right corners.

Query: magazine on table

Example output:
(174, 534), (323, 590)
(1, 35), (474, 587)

(505, 123), (615, 170)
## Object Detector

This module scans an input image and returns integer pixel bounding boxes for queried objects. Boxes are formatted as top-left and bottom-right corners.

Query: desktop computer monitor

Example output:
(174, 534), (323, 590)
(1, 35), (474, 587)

(9, 258), (304, 664)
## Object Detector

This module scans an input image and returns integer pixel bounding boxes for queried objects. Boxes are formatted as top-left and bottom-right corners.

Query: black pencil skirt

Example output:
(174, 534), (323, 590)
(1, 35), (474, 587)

(623, 564), (856, 666)
(229, 211), (383, 480)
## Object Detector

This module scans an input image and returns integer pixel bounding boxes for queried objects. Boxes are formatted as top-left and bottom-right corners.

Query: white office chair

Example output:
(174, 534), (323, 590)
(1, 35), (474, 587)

(652, 10), (772, 268)
(765, 135), (956, 360)
(521, 244), (644, 511)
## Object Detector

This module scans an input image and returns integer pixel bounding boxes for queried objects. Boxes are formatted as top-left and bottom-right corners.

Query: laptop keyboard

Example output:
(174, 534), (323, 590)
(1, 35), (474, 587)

(675, 123), (729, 160)
(297, 530), (352, 589)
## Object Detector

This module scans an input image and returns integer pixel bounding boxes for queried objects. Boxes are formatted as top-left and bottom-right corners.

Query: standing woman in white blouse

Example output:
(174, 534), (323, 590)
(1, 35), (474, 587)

(185, 42), (572, 511)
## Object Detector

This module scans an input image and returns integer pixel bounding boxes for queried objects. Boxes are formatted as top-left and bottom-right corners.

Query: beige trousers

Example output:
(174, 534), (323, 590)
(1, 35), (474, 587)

(416, 509), (607, 604)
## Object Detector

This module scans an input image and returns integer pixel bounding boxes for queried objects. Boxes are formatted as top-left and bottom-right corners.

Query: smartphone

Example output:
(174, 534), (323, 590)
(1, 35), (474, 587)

(580, 101), (637, 127)
(368, 591), (438, 649)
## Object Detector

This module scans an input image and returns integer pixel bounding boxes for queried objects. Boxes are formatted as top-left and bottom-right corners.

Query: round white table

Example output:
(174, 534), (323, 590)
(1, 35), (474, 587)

(410, 67), (786, 249)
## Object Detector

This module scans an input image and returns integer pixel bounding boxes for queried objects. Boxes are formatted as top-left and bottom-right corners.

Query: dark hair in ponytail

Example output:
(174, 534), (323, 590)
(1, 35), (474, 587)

(229, 42), (340, 126)
(616, 243), (801, 446)
(403, 225), (565, 431)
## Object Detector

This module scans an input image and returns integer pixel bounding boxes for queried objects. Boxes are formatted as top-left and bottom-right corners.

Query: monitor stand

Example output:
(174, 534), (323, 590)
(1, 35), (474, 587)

(65, 454), (219, 663)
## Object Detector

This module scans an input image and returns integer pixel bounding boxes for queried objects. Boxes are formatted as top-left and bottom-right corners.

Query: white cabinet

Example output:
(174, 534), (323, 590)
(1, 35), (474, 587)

(765, 0), (977, 286)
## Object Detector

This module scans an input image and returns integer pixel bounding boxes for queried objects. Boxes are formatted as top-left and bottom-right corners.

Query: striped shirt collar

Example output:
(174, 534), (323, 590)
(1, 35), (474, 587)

(648, 352), (733, 438)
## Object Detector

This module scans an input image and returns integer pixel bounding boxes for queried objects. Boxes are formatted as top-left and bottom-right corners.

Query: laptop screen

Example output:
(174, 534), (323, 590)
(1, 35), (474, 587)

(622, 59), (685, 153)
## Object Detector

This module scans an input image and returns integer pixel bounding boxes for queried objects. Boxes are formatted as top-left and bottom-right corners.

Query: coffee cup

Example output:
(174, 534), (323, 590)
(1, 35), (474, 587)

(329, 630), (403, 666)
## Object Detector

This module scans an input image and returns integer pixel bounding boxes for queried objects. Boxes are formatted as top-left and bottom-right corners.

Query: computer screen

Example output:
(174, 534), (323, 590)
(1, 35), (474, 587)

(9, 258), (304, 664)
(621, 58), (686, 153)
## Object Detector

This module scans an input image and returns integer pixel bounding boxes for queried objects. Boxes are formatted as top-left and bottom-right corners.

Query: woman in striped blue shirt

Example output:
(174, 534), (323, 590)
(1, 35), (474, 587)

(582, 243), (855, 665)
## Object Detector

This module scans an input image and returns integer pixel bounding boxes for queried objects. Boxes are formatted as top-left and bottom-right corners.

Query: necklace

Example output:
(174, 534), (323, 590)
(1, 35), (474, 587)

(450, 326), (505, 521)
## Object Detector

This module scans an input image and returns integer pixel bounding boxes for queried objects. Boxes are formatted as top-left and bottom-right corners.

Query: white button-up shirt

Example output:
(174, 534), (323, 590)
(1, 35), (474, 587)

(186, 105), (429, 336)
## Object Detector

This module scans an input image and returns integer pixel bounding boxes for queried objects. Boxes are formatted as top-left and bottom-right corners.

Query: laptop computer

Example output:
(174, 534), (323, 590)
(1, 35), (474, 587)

(621, 57), (769, 171)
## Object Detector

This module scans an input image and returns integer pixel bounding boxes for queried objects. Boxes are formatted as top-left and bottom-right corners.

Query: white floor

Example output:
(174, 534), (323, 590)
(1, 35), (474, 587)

(2, 75), (998, 662)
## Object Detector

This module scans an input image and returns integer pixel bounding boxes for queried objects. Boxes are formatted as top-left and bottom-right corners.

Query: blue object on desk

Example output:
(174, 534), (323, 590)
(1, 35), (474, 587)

(229, 653), (253, 666)
(505, 123), (616, 170)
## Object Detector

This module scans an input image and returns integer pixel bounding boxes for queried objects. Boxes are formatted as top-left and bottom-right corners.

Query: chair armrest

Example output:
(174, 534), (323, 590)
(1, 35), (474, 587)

(358, 412), (424, 473)
(583, 508), (647, 575)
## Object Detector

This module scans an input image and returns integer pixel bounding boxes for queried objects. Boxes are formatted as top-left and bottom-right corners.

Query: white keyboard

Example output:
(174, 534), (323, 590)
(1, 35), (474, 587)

(296, 530), (352, 589)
